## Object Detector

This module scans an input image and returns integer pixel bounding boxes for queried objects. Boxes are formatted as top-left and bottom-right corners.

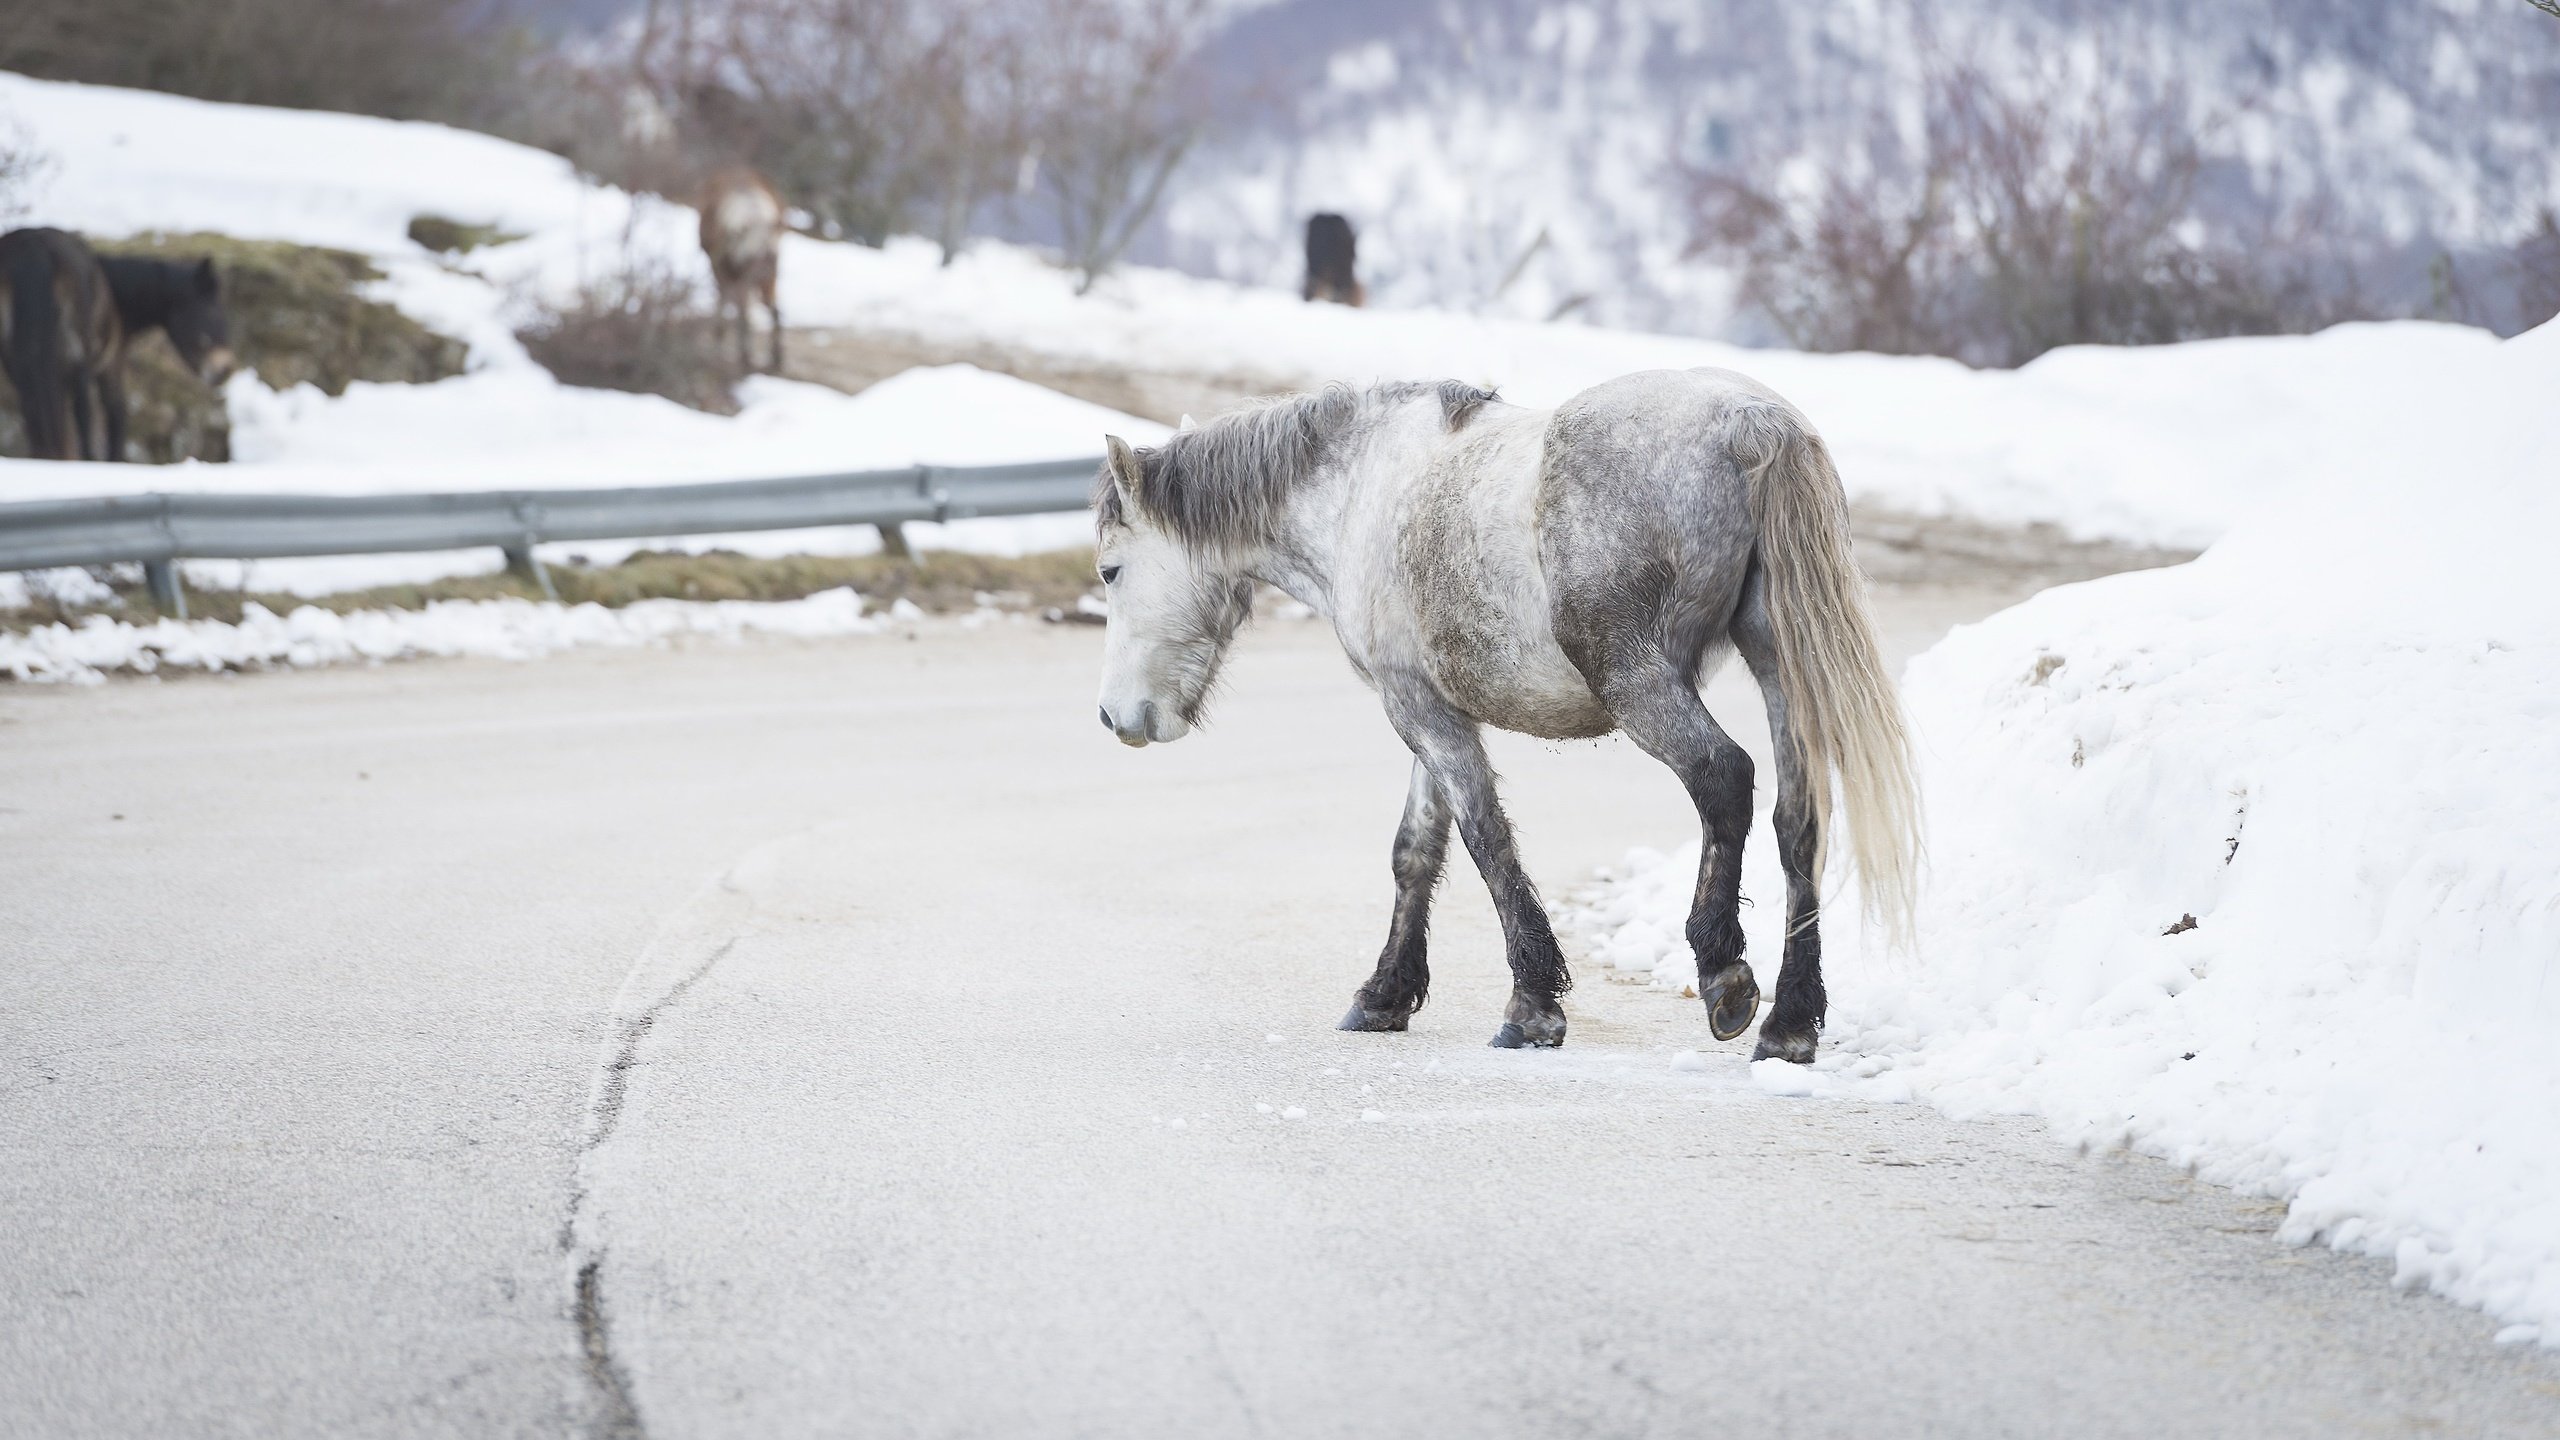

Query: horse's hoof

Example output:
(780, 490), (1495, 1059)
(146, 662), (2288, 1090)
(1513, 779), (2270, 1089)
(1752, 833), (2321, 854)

(1751, 1024), (1818, 1065)
(1337, 1002), (1409, 1033)
(1700, 963), (1761, 1042)
(1490, 998), (1566, 1049)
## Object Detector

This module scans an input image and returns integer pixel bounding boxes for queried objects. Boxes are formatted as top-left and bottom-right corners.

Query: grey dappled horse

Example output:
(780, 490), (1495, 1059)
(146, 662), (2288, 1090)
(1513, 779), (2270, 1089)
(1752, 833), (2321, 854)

(1091, 370), (1919, 1062)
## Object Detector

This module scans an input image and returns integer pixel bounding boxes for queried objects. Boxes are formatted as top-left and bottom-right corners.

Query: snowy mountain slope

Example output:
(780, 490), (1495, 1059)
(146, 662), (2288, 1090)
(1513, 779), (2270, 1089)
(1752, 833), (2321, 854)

(1172, 0), (2560, 336)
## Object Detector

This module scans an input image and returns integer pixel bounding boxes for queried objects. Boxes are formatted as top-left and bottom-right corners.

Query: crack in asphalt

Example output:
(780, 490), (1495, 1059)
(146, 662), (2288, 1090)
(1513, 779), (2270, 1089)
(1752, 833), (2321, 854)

(560, 929), (745, 1439)
(558, 843), (777, 1440)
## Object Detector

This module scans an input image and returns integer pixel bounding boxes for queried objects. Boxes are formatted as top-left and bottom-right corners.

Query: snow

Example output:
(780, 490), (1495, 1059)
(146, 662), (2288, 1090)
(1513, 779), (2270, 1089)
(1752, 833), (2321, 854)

(0, 588), (935, 685)
(1563, 319), (2560, 1342)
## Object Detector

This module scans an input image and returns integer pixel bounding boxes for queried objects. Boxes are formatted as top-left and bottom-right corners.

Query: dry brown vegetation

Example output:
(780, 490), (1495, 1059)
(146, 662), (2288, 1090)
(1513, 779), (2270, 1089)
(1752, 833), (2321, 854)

(3, 548), (1103, 632)
(515, 252), (746, 414)
(0, 0), (525, 128)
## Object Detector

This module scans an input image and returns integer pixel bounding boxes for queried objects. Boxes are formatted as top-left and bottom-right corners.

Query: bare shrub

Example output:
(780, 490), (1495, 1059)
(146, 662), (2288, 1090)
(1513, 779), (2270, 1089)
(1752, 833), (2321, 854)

(516, 255), (742, 414)
(1690, 40), (2371, 367)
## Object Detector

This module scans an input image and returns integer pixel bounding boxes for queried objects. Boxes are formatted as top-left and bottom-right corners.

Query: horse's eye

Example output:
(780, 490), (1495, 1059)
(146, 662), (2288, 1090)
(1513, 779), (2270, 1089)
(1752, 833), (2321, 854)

(1100, 565), (1122, 585)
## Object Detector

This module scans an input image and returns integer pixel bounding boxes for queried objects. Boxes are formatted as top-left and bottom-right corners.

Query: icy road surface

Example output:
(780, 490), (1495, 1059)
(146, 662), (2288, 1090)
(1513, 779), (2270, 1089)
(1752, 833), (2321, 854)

(6, 598), (2557, 1438)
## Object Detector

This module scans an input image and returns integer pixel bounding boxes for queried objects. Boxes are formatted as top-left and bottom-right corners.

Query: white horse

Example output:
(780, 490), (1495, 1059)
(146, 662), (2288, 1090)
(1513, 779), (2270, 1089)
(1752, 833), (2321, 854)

(1092, 371), (1918, 1061)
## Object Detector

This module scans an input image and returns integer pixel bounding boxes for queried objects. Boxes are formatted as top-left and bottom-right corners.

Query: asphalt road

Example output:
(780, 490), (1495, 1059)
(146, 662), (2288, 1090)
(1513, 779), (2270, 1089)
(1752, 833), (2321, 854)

(5, 588), (2557, 1438)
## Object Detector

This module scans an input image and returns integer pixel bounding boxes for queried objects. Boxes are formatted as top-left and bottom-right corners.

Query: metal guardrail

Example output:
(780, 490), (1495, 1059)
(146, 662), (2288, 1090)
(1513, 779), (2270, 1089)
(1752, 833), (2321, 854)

(0, 457), (1101, 617)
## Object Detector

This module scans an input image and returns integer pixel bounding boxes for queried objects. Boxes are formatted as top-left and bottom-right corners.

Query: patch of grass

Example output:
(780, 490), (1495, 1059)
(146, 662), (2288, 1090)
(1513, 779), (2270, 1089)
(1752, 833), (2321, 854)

(2, 548), (1104, 632)
(406, 214), (524, 255)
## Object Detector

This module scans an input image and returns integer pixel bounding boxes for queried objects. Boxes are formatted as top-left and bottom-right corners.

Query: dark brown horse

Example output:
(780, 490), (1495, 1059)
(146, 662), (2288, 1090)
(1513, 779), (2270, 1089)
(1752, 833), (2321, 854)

(0, 227), (235, 462)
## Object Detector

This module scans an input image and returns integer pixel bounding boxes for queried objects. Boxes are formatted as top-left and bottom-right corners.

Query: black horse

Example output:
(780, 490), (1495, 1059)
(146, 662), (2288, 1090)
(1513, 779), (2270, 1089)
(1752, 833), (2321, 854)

(1303, 213), (1365, 307)
(0, 227), (235, 461)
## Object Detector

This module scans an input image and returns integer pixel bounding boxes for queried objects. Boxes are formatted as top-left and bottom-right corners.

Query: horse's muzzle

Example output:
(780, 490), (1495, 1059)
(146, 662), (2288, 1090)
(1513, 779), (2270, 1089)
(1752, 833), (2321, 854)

(1100, 699), (1184, 747)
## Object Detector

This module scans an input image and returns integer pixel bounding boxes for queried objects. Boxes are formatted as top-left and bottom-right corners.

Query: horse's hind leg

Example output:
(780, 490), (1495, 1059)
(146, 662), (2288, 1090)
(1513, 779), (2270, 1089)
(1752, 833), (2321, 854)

(69, 366), (103, 462)
(1578, 638), (1762, 1044)
(1383, 683), (1571, 1048)
(98, 367), (129, 462)
(1340, 759), (1449, 1033)
(1733, 567), (1824, 1062)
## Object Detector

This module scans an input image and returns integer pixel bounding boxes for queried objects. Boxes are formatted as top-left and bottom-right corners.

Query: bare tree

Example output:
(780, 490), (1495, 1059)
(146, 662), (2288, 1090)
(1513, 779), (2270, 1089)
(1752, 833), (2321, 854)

(1689, 35), (2367, 367)
(1019, 0), (1214, 294)
(2527, 0), (2560, 20)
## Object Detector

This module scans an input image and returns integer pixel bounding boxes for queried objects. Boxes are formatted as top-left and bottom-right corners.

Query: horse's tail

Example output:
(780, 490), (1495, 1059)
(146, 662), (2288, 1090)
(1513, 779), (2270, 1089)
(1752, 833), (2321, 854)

(1730, 396), (1921, 948)
(3, 237), (72, 459)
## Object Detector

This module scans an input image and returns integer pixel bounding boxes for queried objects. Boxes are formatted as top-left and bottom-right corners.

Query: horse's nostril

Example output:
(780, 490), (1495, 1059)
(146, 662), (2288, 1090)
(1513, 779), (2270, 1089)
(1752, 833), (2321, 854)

(1136, 700), (1159, 739)
(1098, 705), (1113, 732)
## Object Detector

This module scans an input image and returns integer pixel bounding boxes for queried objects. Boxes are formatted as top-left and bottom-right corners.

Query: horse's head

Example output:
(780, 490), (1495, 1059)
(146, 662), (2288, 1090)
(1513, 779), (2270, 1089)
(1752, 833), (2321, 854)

(163, 259), (238, 384)
(1092, 433), (1254, 748)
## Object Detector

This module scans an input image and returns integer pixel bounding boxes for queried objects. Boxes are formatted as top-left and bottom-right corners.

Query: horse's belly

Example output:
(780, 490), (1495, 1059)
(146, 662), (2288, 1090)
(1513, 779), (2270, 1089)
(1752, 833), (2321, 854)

(1438, 646), (1614, 740)
(1407, 580), (1613, 739)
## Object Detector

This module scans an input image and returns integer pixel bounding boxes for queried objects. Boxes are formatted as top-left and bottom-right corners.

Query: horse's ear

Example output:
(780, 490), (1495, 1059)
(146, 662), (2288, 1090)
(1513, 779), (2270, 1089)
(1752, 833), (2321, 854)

(1103, 434), (1144, 499)
(193, 258), (219, 295)
(1178, 414), (1198, 431)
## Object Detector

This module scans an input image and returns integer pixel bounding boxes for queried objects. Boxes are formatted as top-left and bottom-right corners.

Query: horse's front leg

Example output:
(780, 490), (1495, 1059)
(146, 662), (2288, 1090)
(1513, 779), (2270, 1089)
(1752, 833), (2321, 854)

(1339, 758), (1449, 1033)
(1384, 686), (1571, 1048)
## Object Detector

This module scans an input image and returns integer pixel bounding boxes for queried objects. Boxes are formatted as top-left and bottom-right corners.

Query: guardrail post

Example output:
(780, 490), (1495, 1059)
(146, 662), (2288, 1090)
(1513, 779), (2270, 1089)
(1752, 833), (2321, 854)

(502, 544), (560, 603)
(143, 560), (187, 621)
(876, 522), (912, 559)
(502, 494), (559, 602)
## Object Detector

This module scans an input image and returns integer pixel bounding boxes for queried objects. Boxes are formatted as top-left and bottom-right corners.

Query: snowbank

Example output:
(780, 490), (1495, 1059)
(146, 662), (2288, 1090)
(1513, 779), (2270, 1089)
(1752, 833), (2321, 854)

(0, 70), (2522, 558)
(1563, 320), (2560, 1341)
(0, 588), (938, 685)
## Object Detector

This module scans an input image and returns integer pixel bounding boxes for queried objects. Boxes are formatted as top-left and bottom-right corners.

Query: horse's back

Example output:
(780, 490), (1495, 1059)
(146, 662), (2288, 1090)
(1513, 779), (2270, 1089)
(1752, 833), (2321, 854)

(698, 168), (784, 274)
(1535, 368), (1781, 680)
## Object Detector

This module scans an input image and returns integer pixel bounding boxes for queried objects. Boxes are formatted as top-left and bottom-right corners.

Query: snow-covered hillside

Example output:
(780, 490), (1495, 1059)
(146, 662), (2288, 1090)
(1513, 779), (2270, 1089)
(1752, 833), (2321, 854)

(0, 72), (1168, 584)
(1174, 0), (2560, 336)
(1564, 316), (2560, 1343)
(0, 69), (2535, 563)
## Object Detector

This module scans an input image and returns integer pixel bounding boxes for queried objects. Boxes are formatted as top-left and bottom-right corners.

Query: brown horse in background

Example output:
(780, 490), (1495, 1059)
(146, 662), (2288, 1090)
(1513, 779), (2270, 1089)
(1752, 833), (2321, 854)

(0, 227), (235, 462)
(698, 166), (784, 373)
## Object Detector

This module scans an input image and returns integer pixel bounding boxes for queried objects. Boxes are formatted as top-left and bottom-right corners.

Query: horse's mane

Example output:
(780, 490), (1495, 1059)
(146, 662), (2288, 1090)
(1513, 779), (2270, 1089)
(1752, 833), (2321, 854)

(1095, 379), (1500, 551)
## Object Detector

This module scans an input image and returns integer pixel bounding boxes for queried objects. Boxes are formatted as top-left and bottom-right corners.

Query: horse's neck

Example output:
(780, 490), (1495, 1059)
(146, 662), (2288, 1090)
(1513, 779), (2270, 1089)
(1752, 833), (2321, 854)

(100, 262), (173, 334)
(1248, 424), (1405, 617)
